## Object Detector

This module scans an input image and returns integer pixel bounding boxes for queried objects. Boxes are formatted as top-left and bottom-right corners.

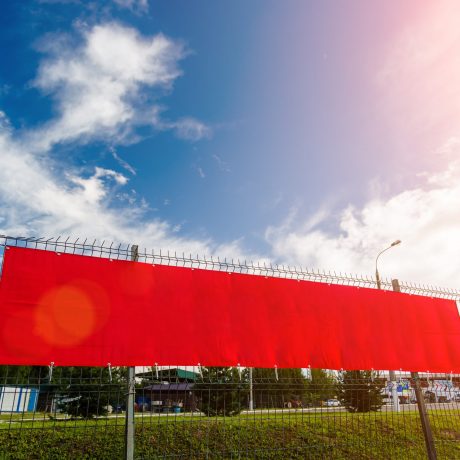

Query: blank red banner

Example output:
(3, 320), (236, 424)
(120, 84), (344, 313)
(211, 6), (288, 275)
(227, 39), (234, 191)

(0, 246), (459, 371)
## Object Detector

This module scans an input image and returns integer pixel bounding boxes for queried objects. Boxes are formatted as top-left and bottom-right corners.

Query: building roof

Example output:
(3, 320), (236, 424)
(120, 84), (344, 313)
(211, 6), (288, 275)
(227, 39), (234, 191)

(137, 367), (199, 382)
(144, 383), (194, 392)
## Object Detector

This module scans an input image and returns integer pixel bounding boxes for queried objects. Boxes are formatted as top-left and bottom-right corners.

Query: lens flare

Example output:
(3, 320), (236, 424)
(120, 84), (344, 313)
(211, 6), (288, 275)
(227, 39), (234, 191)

(35, 284), (98, 347)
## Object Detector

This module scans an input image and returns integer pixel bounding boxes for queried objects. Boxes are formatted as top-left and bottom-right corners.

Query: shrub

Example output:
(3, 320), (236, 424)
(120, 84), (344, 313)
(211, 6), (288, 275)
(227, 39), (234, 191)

(193, 367), (248, 417)
(337, 370), (385, 413)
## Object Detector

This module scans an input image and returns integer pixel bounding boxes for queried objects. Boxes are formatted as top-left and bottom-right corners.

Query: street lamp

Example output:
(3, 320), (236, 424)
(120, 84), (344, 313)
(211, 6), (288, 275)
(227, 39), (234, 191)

(375, 239), (401, 413)
(375, 240), (401, 290)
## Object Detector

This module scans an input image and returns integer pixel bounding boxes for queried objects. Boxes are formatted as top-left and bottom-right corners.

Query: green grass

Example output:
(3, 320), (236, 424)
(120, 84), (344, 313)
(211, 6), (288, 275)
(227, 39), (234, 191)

(0, 411), (459, 459)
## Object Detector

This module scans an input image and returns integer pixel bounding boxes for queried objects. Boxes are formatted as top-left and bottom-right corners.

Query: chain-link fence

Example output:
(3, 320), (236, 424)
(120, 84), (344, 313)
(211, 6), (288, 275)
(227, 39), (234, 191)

(0, 235), (459, 459)
(2, 366), (460, 459)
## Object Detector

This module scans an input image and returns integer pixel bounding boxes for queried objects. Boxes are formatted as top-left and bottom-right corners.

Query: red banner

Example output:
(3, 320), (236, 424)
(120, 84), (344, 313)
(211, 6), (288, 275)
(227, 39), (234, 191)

(0, 246), (459, 371)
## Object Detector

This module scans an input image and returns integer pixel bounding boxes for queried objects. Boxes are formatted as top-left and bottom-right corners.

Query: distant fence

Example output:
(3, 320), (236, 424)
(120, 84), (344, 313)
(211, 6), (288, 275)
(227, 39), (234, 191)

(0, 235), (459, 459)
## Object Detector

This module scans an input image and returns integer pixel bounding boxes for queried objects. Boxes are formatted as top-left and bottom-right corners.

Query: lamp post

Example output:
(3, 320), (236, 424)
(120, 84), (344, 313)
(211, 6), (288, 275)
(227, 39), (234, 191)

(375, 240), (401, 290)
(375, 239), (401, 413)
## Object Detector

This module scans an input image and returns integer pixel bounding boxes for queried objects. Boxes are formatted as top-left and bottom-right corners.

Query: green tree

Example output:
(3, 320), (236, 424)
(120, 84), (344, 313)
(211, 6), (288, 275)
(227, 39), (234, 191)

(337, 370), (385, 413)
(304, 369), (337, 407)
(252, 368), (308, 408)
(194, 367), (248, 417)
(55, 366), (124, 419)
(0, 366), (48, 385)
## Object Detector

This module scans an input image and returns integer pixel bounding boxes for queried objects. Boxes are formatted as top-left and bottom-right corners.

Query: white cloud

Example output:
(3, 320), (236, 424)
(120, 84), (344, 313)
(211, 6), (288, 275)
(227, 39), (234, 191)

(28, 23), (209, 150)
(266, 151), (460, 288)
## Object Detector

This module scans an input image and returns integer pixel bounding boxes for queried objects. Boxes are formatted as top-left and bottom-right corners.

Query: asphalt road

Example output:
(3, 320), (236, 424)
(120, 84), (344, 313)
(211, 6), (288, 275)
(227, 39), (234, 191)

(1, 402), (459, 424)
(240, 401), (460, 414)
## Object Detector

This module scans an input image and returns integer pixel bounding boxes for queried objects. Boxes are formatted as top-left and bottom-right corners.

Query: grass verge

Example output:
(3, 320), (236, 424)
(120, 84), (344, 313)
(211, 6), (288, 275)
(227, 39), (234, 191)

(0, 411), (459, 459)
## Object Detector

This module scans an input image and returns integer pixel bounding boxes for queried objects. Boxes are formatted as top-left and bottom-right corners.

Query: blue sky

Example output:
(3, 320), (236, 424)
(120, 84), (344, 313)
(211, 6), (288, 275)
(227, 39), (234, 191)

(0, 0), (459, 287)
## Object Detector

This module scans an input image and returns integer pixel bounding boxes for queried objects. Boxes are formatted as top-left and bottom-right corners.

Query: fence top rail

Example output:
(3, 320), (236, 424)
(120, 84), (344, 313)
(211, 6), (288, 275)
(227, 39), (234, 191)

(0, 234), (459, 301)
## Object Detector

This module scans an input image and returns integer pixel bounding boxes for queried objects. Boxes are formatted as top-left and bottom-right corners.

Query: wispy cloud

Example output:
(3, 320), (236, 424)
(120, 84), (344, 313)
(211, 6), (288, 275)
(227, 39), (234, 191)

(153, 115), (212, 142)
(38, 0), (149, 14)
(212, 154), (231, 172)
(110, 147), (136, 176)
(196, 166), (206, 179)
(172, 117), (212, 142)
(112, 0), (149, 13)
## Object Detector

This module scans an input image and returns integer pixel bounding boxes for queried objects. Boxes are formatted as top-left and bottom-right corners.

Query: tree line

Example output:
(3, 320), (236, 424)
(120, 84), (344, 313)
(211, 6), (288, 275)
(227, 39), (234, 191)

(0, 366), (385, 418)
(194, 367), (385, 416)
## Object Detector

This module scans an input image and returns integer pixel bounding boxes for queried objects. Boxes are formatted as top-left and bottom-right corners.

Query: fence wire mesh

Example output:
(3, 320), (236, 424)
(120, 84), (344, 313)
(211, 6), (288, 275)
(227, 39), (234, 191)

(2, 367), (460, 459)
(0, 235), (459, 459)
(1, 235), (459, 300)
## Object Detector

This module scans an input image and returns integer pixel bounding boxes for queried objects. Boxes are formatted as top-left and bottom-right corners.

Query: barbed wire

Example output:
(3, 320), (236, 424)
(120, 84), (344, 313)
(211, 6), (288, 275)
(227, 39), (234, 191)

(1, 234), (458, 301)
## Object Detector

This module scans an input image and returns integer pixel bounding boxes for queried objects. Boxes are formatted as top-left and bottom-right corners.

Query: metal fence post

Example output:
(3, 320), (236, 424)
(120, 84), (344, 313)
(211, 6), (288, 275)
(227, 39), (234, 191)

(387, 369), (400, 412)
(412, 371), (437, 460)
(249, 367), (254, 410)
(124, 245), (138, 460)
(392, 279), (437, 460)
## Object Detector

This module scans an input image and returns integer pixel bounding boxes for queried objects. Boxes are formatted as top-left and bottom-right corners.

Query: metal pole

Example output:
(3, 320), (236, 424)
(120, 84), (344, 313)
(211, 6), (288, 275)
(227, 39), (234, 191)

(249, 367), (254, 410)
(124, 244), (138, 460)
(388, 370), (400, 412)
(412, 372), (437, 460)
(392, 279), (437, 460)
(375, 240), (401, 291)
(375, 268), (382, 290)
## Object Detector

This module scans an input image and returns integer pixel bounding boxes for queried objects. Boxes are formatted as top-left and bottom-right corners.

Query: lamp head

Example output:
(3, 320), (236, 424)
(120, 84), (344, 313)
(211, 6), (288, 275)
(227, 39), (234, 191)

(390, 240), (402, 247)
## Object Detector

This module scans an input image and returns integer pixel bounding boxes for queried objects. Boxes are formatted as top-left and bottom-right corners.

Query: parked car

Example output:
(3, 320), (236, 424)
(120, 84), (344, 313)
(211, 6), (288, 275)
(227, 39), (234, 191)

(284, 399), (303, 409)
(325, 399), (341, 407)
(424, 390), (452, 403)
